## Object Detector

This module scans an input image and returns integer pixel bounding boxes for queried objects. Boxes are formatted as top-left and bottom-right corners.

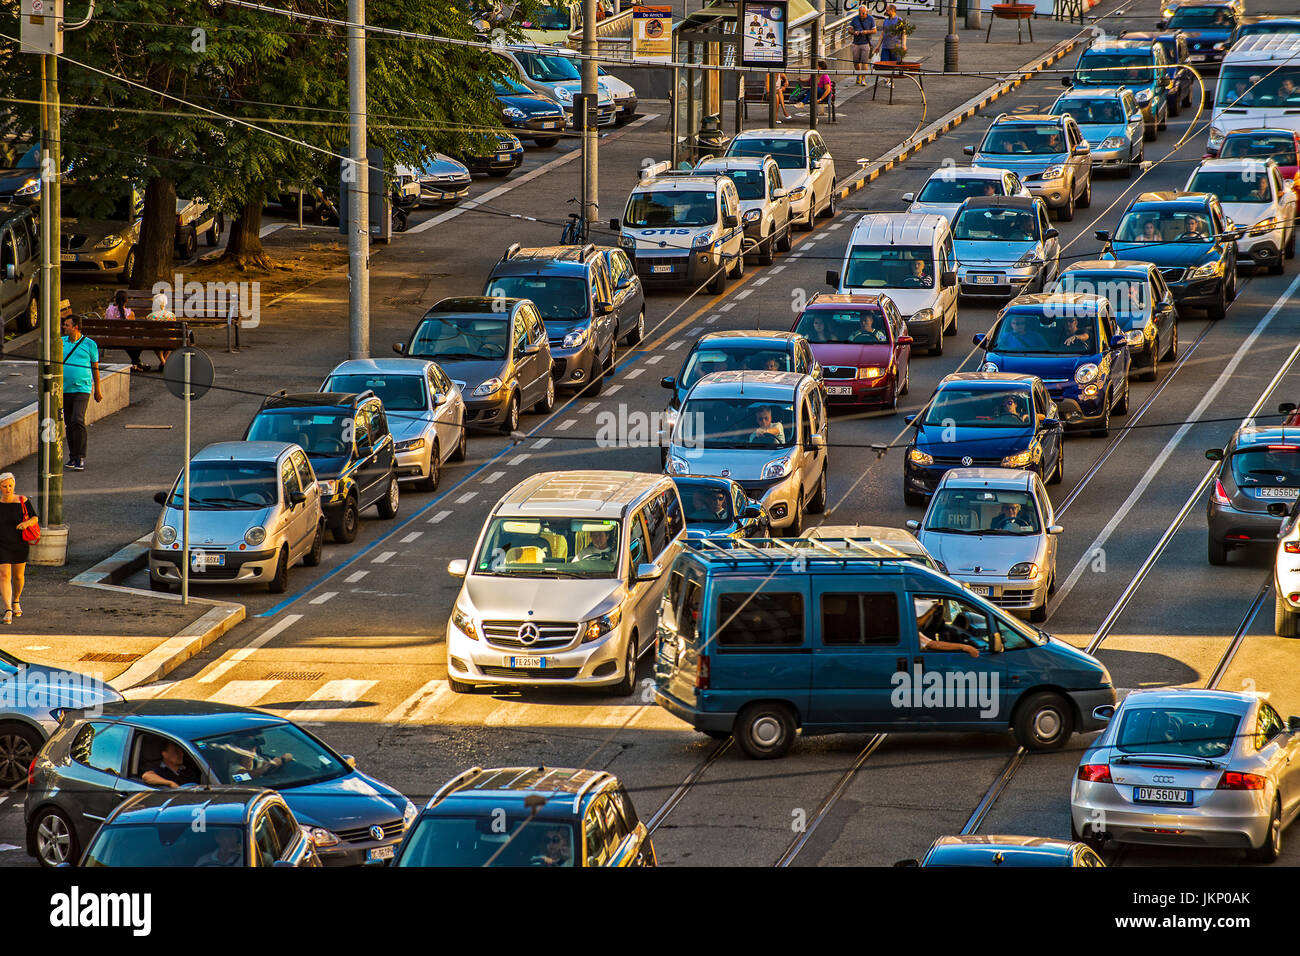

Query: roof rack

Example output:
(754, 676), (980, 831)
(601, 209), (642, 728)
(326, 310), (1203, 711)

(503, 242), (522, 260)
(683, 536), (908, 565)
(571, 770), (615, 811)
(428, 766), (485, 807)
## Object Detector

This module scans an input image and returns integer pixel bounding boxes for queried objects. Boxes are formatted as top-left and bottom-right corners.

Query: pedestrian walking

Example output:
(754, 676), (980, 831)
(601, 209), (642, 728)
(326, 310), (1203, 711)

(61, 314), (102, 473)
(105, 290), (144, 372)
(849, 4), (876, 85)
(146, 292), (177, 370)
(880, 3), (906, 62)
(0, 473), (38, 624)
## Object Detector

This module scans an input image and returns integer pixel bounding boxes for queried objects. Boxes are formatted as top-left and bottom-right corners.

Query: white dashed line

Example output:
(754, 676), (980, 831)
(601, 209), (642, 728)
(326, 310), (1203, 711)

(719, 302), (736, 312)
(482, 471), (505, 484)
(667, 340), (685, 350)
(800, 242), (816, 250)
(309, 591), (337, 605)
(456, 491), (478, 503)
(427, 510), (452, 524)
(706, 315), (719, 324)
(753, 276), (769, 286)
(372, 551), (397, 564)
(508, 454), (529, 466)
(579, 402), (599, 414)
(533, 438), (551, 449)
(789, 253), (803, 259)
(209, 680), (282, 707)
(401, 531), (424, 543)
(626, 368), (644, 378)
(646, 354), (663, 364)
(828, 222), (844, 231)
(345, 570), (369, 583)
(605, 384), (622, 395)
(813, 232), (829, 240)
(770, 265), (787, 274)
(734, 288), (753, 300)
(556, 419), (577, 431)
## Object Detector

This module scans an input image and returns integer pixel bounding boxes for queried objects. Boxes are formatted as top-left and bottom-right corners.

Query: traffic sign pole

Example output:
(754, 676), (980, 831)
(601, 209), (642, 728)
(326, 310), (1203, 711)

(182, 350), (191, 606)
(164, 346), (213, 605)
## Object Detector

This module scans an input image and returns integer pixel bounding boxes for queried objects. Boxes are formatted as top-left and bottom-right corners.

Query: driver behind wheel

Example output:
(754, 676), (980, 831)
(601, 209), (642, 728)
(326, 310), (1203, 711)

(141, 740), (201, 788)
(749, 405), (785, 444)
(532, 826), (573, 866)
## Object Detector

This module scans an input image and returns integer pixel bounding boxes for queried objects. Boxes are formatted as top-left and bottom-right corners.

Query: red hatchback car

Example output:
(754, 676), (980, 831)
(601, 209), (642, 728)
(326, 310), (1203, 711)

(1210, 129), (1300, 181)
(792, 293), (912, 412)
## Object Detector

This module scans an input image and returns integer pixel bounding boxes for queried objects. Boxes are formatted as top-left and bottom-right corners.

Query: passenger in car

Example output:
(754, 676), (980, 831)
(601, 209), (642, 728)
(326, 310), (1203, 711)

(142, 741), (201, 788)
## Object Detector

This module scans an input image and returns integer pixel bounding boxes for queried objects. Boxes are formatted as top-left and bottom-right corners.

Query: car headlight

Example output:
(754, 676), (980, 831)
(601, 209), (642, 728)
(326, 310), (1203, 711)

(666, 457), (689, 475)
(662, 407), (679, 430)
(618, 235), (635, 250)
(581, 606), (622, 644)
(1208, 127), (1225, 150)
(452, 604), (479, 641)
(1075, 362), (1100, 384)
(308, 827), (341, 848)
(402, 799), (418, 829)
(1099, 137), (1126, 149)
(761, 456), (793, 480)
(473, 377), (503, 396)
(395, 437), (426, 452)
(1189, 261), (1219, 278)
(1014, 250), (1042, 269)
(1125, 329), (1145, 347)
(562, 327), (589, 349)
(1043, 165), (1065, 180)
(1135, 89), (1152, 103)
(1002, 449), (1036, 468)
(244, 526), (267, 547)
(910, 308), (934, 325)
(742, 209), (761, 223)
(158, 525), (177, 545)
(789, 186), (807, 200)
(1008, 562), (1040, 578)
(858, 366), (886, 379)
(556, 87), (574, 103)
(319, 479), (339, 497)
(502, 106), (526, 120)
(908, 448), (934, 465)
(14, 178), (39, 197)
(1251, 218), (1279, 237)
(94, 233), (123, 249)
(1213, 41), (1227, 50)
(981, 361), (999, 373)
(692, 232), (714, 249)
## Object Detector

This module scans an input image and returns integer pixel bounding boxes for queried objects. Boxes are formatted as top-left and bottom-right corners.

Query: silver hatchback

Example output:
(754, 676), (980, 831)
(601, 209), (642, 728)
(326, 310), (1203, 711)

(148, 441), (325, 594)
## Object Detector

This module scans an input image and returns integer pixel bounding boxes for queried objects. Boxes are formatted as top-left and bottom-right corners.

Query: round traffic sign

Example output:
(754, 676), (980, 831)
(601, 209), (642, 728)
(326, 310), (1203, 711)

(163, 346), (215, 400)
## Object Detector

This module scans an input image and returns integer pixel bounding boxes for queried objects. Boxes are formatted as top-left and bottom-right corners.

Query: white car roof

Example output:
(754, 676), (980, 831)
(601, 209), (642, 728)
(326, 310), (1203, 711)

(847, 212), (950, 245)
(936, 467), (1037, 491)
(686, 369), (811, 399)
(733, 128), (811, 141)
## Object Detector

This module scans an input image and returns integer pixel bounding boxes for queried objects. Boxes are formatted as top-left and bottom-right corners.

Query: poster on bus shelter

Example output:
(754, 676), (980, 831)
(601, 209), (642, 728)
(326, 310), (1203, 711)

(740, 0), (788, 70)
(632, 5), (673, 63)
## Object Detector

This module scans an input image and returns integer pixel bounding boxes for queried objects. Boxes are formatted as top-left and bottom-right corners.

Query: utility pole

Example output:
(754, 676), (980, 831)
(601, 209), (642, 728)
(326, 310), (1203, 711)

(809, 0), (823, 131)
(581, 0), (598, 238)
(347, 0), (369, 359)
(38, 52), (63, 530)
(945, 0), (959, 71)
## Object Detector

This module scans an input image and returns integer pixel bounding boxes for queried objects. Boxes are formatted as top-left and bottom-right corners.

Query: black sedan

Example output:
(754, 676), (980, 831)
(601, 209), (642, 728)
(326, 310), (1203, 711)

(494, 76), (566, 148)
(463, 132), (525, 178)
(672, 476), (771, 540)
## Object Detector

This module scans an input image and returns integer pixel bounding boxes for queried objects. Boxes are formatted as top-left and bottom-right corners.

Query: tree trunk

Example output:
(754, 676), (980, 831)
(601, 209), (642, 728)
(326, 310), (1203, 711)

(223, 200), (273, 271)
(133, 176), (177, 290)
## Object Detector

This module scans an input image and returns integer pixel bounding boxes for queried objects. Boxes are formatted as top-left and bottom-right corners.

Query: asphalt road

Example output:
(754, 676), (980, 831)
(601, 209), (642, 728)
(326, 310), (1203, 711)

(8, 0), (1300, 868)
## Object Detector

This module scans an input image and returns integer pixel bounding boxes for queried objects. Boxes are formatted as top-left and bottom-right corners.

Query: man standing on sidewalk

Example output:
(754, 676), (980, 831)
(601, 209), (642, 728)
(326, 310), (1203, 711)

(849, 4), (876, 86)
(61, 314), (102, 473)
(880, 3), (905, 63)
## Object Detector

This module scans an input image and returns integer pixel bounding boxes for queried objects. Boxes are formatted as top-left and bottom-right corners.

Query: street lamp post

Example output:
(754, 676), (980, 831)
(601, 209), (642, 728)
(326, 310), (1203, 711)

(945, 0), (959, 71)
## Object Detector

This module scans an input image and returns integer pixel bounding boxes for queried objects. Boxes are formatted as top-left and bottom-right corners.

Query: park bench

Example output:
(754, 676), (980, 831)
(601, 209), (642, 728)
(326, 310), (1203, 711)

(97, 289), (242, 353)
(78, 316), (191, 357)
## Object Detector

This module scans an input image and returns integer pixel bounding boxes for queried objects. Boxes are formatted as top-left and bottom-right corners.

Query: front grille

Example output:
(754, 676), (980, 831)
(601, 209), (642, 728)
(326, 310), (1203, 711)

(61, 234), (88, 251)
(992, 588), (1037, 608)
(1160, 267), (1186, 282)
(931, 455), (1002, 466)
(482, 620), (579, 651)
(961, 281), (1011, 296)
(637, 256), (688, 274)
(187, 566), (243, 579)
(480, 666), (581, 679)
(335, 819), (404, 844)
(823, 366), (856, 379)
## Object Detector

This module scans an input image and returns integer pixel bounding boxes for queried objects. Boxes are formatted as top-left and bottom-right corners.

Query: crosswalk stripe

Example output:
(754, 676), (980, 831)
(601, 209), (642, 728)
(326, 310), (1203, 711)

(285, 679), (378, 723)
(581, 705), (646, 728)
(208, 679), (282, 708)
(384, 679), (455, 724)
(198, 614), (302, 685)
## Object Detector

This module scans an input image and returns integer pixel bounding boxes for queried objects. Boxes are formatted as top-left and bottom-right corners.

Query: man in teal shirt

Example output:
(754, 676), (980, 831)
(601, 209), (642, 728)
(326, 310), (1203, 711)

(61, 314), (102, 472)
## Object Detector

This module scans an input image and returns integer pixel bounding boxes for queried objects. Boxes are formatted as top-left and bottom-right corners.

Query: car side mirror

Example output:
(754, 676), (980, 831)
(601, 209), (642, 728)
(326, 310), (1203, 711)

(1205, 448), (1224, 461)
(393, 342), (407, 355)
(608, 217), (620, 231)
(940, 271), (957, 287)
(1095, 230), (1110, 243)
(1268, 502), (1290, 517)
(1044, 228), (1060, 240)
(595, 300), (613, 315)
(1092, 704), (1116, 722)
(154, 491), (167, 505)
(341, 754), (357, 769)
(1072, 144), (1090, 156)
(636, 561), (662, 581)
(1048, 524), (1063, 535)
(1056, 399), (1084, 423)
(433, 391), (447, 405)
(1061, 76), (1073, 87)
(723, 214), (739, 229)
(901, 192), (915, 203)
(897, 335), (914, 346)
(447, 558), (468, 577)
(1289, 715), (1300, 734)
(905, 519), (920, 531)
(1155, 18), (1166, 27)
(289, 490), (307, 506)
(972, 332), (986, 347)
(661, 375), (675, 390)
(1109, 333), (1127, 349)
(1041, 417), (1059, 429)
(741, 506), (762, 520)
(807, 431), (827, 449)
(962, 145), (975, 156)
(772, 188), (787, 199)
(826, 269), (840, 288)
(904, 413), (917, 424)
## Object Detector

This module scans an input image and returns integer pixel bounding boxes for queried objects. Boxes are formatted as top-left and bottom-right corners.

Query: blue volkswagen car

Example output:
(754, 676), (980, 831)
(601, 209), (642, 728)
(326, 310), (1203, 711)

(1065, 39), (1171, 136)
(1098, 191), (1238, 319)
(902, 372), (1065, 506)
(672, 475), (770, 540)
(974, 293), (1131, 437)
(1048, 87), (1145, 176)
(1159, 1), (1240, 72)
(907, 835), (1106, 867)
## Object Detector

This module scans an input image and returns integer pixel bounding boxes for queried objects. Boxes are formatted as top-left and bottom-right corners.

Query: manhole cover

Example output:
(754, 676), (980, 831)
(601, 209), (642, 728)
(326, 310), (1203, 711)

(263, 671), (325, 681)
(79, 652), (142, 664)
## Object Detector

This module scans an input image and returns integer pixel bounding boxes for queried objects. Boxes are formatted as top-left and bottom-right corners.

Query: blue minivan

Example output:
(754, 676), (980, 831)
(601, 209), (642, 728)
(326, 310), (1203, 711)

(653, 539), (1115, 759)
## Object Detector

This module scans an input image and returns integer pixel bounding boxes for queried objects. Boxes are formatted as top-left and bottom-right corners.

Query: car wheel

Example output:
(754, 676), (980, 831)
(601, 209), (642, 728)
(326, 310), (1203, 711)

(734, 702), (797, 759)
(377, 476), (400, 519)
(624, 310), (645, 346)
(1269, 255), (1285, 276)
(178, 226), (197, 261)
(1029, 600), (1048, 624)
(1144, 120), (1157, 142)
(149, 574), (171, 592)
(417, 444), (440, 492)
(1207, 286), (1227, 320)
(1057, 186), (1075, 222)
(707, 261), (728, 294)
(303, 521), (325, 566)
(1165, 321), (1178, 361)
(0, 723), (41, 788)
(447, 676), (476, 694)
(613, 634), (639, 697)
(1013, 691), (1074, 751)
(1227, 272), (1238, 302)
(787, 493), (804, 536)
(1092, 393), (1110, 438)
(1078, 176), (1091, 209)
(451, 422), (468, 461)
(904, 487), (926, 507)
(1286, 228), (1296, 260)
(808, 466), (828, 514)
(1168, 92), (1181, 117)
(206, 213), (224, 247)
(532, 136), (559, 148)
(331, 494), (359, 543)
(1208, 537), (1228, 566)
(900, 364), (910, 396)
(731, 249), (745, 278)
(1141, 350), (1158, 382)
(1049, 442), (1064, 485)
(532, 374), (555, 414)
(777, 223), (793, 252)
(821, 187), (836, 219)
(1122, 148), (1135, 179)
(759, 230), (775, 265)
(119, 246), (137, 284)
(1247, 797), (1283, 863)
(30, 807), (79, 867)
(500, 392), (520, 434)
(930, 331), (944, 357)
(1276, 594), (1299, 637)
(267, 547), (290, 593)
(20, 292), (38, 333)
(1114, 381), (1130, 415)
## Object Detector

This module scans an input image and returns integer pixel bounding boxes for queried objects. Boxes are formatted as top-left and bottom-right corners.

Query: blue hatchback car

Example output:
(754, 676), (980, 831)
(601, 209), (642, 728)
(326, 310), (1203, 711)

(902, 372), (1065, 506)
(652, 538), (1115, 759)
(974, 293), (1131, 437)
(672, 475), (770, 540)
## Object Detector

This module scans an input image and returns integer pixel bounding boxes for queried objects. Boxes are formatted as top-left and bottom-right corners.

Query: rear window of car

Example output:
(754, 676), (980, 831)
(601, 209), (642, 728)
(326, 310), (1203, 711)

(1114, 707), (1238, 757)
(1230, 445), (1300, 488)
(715, 591), (804, 647)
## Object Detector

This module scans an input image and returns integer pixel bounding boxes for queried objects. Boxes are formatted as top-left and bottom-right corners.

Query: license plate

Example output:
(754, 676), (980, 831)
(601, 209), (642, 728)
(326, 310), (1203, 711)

(192, 553), (226, 568)
(542, 121), (559, 129)
(1188, 54), (1206, 61)
(827, 386), (853, 396)
(510, 656), (544, 668)
(1135, 786), (1190, 805)
(496, 152), (512, 161)
(367, 844), (395, 862)
(969, 584), (991, 596)
(652, 264), (674, 274)
(60, 254), (76, 263)
(974, 275), (999, 284)
(1259, 487), (1299, 499)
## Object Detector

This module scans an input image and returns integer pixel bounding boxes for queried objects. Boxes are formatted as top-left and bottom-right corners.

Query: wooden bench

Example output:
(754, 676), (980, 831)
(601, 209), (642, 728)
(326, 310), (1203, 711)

(79, 317), (192, 355)
(741, 75), (837, 123)
(103, 289), (242, 353)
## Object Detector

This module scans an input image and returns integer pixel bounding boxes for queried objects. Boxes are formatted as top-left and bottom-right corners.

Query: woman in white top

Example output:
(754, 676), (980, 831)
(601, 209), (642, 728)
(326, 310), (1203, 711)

(146, 292), (177, 369)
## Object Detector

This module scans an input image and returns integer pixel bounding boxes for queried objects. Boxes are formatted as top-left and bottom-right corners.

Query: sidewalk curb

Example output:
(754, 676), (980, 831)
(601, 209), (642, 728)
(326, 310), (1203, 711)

(835, 34), (1086, 201)
(71, 534), (246, 691)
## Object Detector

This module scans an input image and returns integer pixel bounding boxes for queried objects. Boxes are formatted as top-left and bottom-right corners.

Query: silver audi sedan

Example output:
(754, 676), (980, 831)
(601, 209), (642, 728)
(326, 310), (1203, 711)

(1070, 689), (1300, 862)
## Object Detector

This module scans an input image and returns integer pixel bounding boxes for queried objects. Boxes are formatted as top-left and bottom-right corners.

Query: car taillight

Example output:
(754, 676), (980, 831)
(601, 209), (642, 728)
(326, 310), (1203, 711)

(1212, 479), (1230, 504)
(1286, 541), (1300, 553)
(696, 654), (710, 691)
(27, 757), (37, 786)
(1217, 771), (1266, 790)
(1078, 764), (1112, 783)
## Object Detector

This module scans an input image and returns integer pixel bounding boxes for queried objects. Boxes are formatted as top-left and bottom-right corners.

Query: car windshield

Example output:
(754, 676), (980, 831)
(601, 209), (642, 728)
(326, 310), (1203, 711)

(680, 484), (735, 524)
(84, 823), (247, 867)
(924, 489), (1042, 535)
(62, 186), (133, 222)
(794, 308), (890, 344)
(1075, 52), (1155, 86)
(675, 398), (796, 450)
(988, 310), (1101, 354)
(325, 373), (427, 412)
(981, 123), (1068, 154)
(493, 76), (533, 96)
(397, 816), (577, 867)
(486, 276), (588, 320)
(1168, 6), (1232, 27)
(408, 315), (508, 361)
(726, 137), (807, 169)
(715, 168), (766, 200)
(1216, 66), (1300, 107)
(624, 189), (718, 228)
(1187, 169), (1273, 203)
(529, 5), (571, 29)
(514, 51), (581, 82)
(922, 387), (1034, 428)
(1230, 445), (1300, 487)
(1220, 133), (1298, 166)
(1114, 706), (1238, 758)
(1116, 209), (1212, 242)
(247, 411), (352, 459)
(194, 722), (349, 788)
(953, 208), (1038, 241)
(1054, 273), (1149, 319)
(474, 517), (623, 578)
(1051, 97), (1125, 124)
(680, 346), (792, 389)
(166, 461), (278, 510)
(841, 245), (935, 288)
(1240, 21), (1300, 36)
(916, 176), (1005, 203)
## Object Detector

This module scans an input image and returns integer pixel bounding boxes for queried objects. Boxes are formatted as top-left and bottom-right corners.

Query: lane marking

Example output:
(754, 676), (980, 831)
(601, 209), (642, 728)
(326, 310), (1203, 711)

(646, 355), (663, 365)
(605, 384), (623, 395)
(667, 340), (685, 350)
(286, 679), (378, 723)
(626, 368), (644, 379)
(579, 402), (599, 414)
(556, 419), (577, 431)
(828, 222), (844, 231)
(401, 531), (424, 542)
(309, 591), (337, 605)
(719, 303), (736, 312)
(456, 491), (477, 503)
(198, 614), (302, 685)
(753, 276), (769, 286)
(770, 265), (787, 274)
(208, 679), (282, 707)
(345, 570), (369, 583)
(482, 471), (505, 484)
(384, 679), (455, 724)
(533, 438), (551, 449)
(428, 510), (452, 524)
(734, 289), (753, 300)
(373, 551), (396, 564)
(507, 454), (530, 466)
(706, 315), (719, 324)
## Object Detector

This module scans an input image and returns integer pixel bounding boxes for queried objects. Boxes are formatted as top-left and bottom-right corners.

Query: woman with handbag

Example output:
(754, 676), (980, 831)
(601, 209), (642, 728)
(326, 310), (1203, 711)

(0, 473), (38, 624)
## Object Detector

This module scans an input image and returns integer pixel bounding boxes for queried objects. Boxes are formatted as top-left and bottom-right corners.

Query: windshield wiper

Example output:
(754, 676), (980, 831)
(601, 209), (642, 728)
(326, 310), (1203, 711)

(925, 526), (973, 534)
